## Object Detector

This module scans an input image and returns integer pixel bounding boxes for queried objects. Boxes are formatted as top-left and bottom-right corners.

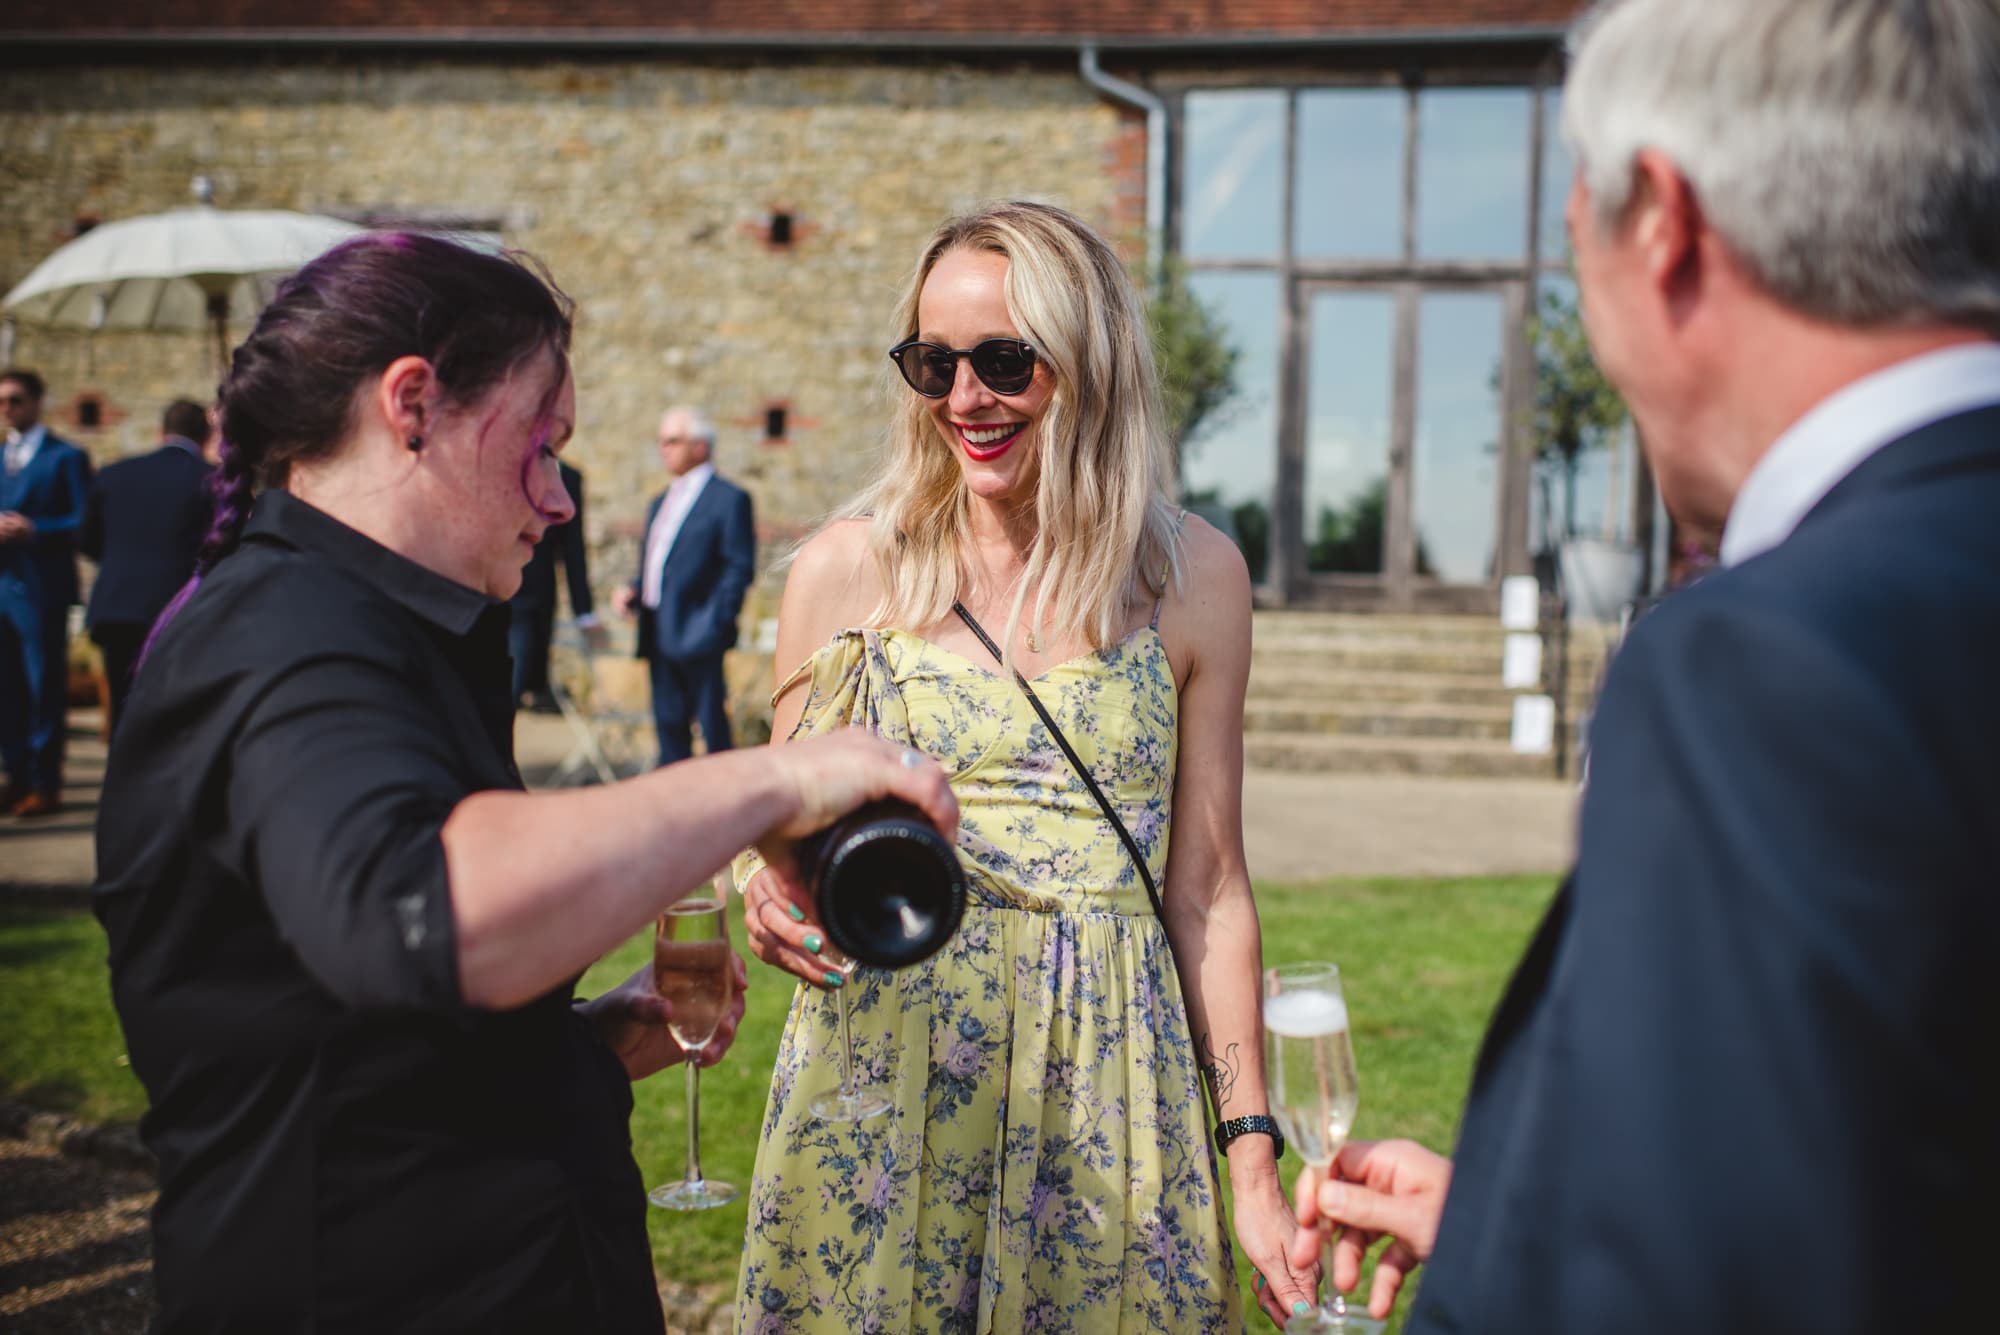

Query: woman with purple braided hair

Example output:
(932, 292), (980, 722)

(89, 232), (955, 1334)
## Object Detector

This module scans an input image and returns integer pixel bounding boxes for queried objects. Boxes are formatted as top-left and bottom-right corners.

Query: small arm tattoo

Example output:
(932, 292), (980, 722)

(1197, 1031), (1241, 1110)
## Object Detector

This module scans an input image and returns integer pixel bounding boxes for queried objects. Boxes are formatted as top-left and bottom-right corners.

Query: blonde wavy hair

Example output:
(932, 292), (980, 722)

(839, 200), (1184, 661)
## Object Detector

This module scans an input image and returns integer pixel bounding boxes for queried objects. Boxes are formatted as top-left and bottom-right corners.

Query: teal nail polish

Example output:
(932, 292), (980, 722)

(786, 904), (805, 922)
(824, 971), (845, 988)
(803, 932), (823, 954)
(1292, 1301), (1312, 1316)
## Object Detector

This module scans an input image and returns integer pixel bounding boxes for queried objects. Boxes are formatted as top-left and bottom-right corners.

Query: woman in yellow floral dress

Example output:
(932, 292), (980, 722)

(734, 202), (1309, 1333)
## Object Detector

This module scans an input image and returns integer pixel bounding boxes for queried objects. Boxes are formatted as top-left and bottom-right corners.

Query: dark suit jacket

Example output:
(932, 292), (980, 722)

(0, 431), (91, 610)
(631, 472), (755, 664)
(80, 440), (214, 630)
(511, 461), (592, 616)
(1412, 407), (2000, 1334)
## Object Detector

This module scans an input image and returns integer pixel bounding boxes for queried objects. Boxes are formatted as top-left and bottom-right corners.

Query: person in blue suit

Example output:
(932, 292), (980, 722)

(80, 398), (216, 733)
(507, 458), (598, 712)
(1290, 3), (2000, 1333)
(0, 368), (91, 817)
(613, 406), (754, 764)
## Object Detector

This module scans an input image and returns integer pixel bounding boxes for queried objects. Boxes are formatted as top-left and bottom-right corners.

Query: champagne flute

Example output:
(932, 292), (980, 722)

(807, 943), (892, 1123)
(647, 873), (739, 1210)
(1264, 962), (1380, 1334)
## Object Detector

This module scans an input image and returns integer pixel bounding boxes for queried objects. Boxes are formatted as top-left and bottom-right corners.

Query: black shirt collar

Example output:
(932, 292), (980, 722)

(242, 490), (498, 637)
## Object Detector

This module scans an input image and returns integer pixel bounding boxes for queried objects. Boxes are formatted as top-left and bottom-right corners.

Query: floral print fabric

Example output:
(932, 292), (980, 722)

(733, 628), (1242, 1334)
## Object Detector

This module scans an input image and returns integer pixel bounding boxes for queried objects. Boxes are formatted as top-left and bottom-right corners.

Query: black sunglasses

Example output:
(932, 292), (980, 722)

(888, 337), (1038, 398)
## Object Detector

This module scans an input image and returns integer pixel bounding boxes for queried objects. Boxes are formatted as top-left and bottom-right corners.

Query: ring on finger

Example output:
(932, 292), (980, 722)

(900, 747), (923, 769)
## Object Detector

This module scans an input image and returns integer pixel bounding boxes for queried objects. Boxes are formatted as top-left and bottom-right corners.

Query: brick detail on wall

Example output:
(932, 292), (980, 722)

(1105, 105), (1150, 255)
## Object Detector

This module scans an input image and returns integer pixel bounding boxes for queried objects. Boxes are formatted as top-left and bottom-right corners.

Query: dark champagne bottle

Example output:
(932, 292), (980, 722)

(806, 798), (967, 969)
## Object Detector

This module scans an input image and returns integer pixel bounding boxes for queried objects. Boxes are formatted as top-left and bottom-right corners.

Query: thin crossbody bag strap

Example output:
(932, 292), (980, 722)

(951, 602), (1167, 922)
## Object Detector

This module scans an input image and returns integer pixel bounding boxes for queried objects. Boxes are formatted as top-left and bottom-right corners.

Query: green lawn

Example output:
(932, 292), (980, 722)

(0, 904), (149, 1122)
(0, 875), (1557, 1326)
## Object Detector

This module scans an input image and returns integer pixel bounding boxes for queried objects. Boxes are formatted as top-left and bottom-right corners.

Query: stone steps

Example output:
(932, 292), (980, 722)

(1243, 611), (1602, 780)
(1252, 611), (1554, 642)
(1246, 700), (1520, 742)
(1243, 732), (1569, 779)
(1247, 669), (1596, 711)
(1251, 643), (1605, 679)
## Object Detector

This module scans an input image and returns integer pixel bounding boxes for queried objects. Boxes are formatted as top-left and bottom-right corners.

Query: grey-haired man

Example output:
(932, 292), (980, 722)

(612, 406), (755, 765)
(1295, 4), (2000, 1332)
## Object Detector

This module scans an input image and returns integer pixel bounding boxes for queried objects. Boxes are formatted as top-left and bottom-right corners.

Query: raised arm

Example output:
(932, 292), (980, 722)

(221, 613), (952, 1017)
(443, 729), (949, 1008)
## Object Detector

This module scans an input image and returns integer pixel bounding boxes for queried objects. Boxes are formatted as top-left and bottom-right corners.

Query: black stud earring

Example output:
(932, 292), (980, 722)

(406, 434), (424, 452)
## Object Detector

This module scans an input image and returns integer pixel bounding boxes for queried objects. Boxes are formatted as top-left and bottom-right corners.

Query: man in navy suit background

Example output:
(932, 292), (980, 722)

(1290, 3), (2000, 1332)
(0, 368), (92, 817)
(507, 458), (598, 712)
(80, 398), (215, 733)
(613, 405), (754, 765)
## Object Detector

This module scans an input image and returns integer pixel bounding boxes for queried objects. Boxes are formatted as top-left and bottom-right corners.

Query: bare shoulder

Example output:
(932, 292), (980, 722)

(777, 519), (882, 660)
(1173, 513), (1253, 619)
(789, 519), (874, 591)
(1158, 513), (1252, 686)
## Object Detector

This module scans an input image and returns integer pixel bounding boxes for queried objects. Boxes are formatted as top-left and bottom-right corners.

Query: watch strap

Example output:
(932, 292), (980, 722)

(1214, 1114), (1285, 1159)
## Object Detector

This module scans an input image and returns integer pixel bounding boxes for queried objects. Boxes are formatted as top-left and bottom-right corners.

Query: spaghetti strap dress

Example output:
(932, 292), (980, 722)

(732, 618), (1242, 1334)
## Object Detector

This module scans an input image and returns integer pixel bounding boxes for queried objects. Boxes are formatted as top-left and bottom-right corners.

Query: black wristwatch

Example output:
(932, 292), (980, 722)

(1214, 1114), (1285, 1160)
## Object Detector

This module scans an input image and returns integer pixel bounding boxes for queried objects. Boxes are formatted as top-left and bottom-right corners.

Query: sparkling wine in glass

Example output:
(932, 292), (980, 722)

(1265, 962), (1380, 1334)
(648, 876), (738, 1210)
(806, 944), (891, 1124)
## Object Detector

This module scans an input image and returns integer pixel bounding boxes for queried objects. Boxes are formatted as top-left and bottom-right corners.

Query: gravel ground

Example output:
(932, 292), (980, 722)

(0, 1138), (156, 1333)
(0, 1129), (732, 1333)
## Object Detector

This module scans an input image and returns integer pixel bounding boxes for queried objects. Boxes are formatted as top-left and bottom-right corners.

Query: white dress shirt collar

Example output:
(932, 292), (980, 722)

(673, 460), (714, 495)
(1721, 342), (2000, 567)
(4, 423), (48, 476)
(639, 462), (717, 610)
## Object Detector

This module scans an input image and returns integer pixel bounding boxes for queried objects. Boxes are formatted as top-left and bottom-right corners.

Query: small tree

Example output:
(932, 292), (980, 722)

(1146, 254), (1240, 460)
(1529, 283), (1628, 544)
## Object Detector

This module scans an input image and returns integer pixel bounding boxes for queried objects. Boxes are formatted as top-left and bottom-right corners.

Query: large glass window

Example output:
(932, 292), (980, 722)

(1539, 89), (1574, 259)
(1294, 88), (1404, 259)
(1416, 88), (1533, 260)
(1179, 70), (1570, 595)
(1183, 272), (1283, 584)
(1304, 292), (1396, 575)
(1184, 91), (1286, 260)
(1413, 293), (1505, 583)
(1526, 274), (1637, 554)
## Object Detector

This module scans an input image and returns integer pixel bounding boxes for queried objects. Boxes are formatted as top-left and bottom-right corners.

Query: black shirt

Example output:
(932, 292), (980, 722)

(93, 491), (662, 1334)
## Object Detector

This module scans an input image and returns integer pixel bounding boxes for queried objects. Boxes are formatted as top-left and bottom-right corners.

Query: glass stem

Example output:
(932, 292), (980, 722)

(836, 986), (859, 1096)
(683, 1058), (704, 1186)
(1324, 1227), (1346, 1328)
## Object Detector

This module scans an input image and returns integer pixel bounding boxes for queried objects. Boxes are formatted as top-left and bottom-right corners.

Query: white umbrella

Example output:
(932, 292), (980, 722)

(3, 192), (363, 373)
